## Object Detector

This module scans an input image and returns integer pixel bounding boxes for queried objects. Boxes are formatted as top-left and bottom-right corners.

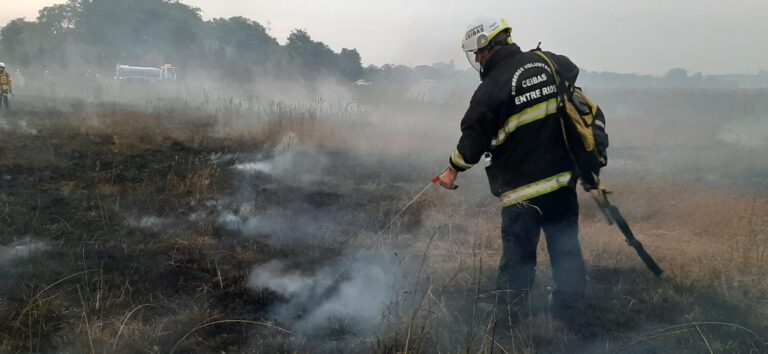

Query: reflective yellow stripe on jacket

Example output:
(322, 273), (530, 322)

(450, 147), (474, 170)
(491, 97), (558, 147)
(500, 171), (572, 207)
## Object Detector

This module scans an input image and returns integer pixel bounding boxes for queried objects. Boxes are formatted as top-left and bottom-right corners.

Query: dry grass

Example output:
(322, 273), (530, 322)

(377, 169), (768, 353)
(1, 91), (767, 353)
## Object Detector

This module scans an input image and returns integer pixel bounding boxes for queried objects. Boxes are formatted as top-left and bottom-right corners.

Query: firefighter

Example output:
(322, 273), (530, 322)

(437, 17), (586, 317)
(0, 62), (12, 110)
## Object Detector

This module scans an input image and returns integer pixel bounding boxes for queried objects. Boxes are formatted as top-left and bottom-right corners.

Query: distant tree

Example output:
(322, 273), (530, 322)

(375, 64), (415, 83)
(664, 67), (689, 81)
(414, 65), (439, 80)
(209, 17), (279, 63)
(35, 3), (81, 67)
(690, 72), (704, 85)
(77, 0), (203, 66)
(0, 0), (363, 82)
(37, 2), (79, 35)
(205, 17), (282, 81)
(286, 29), (337, 80)
(432, 60), (455, 73)
(338, 48), (363, 80)
(0, 19), (37, 65)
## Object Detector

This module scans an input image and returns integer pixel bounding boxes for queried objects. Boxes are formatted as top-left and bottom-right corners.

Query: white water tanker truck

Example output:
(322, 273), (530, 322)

(115, 64), (176, 81)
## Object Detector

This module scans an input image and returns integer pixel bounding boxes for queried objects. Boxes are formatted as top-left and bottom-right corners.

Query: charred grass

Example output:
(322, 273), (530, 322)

(0, 97), (767, 353)
(0, 103), (422, 353)
(1, 108), (263, 353)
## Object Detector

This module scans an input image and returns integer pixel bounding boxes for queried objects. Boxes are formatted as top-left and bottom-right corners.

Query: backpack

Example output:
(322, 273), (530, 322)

(533, 50), (609, 191)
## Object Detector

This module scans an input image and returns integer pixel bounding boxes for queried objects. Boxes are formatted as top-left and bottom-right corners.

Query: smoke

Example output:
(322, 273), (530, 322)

(124, 215), (176, 231)
(217, 138), (353, 245)
(0, 238), (48, 265)
(716, 118), (768, 149)
(213, 190), (366, 247)
(236, 151), (329, 183)
(219, 132), (428, 342)
(249, 251), (402, 336)
(0, 116), (39, 135)
(232, 133), (316, 180)
(233, 161), (276, 174)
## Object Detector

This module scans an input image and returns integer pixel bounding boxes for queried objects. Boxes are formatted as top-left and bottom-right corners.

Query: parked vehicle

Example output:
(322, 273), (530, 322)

(115, 64), (176, 81)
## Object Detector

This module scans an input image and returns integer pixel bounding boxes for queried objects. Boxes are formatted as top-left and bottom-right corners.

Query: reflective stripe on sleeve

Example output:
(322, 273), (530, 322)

(491, 98), (558, 147)
(594, 119), (605, 129)
(500, 171), (572, 207)
(450, 148), (474, 170)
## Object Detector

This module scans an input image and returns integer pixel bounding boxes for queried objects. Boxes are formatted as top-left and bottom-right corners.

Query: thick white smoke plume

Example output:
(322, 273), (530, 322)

(249, 252), (401, 336)
(233, 151), (300, 177)
(232, 133), (331, 186)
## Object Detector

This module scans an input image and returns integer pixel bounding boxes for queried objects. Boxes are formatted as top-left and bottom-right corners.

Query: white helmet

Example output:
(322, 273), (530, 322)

(461, 17), (512, 72)
(0, 62), (5, 69)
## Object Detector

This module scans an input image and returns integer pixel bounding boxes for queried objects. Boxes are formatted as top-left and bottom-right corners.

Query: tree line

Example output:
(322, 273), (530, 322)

(0, 0), (364, 82)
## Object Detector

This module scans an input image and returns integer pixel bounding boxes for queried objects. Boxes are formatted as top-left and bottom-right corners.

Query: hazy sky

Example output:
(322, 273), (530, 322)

(2, 0), (767, 75)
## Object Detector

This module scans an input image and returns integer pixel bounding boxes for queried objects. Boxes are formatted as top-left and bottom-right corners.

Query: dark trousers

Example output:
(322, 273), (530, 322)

(497, 187), (586, 306)
(0, 94), (8, 110)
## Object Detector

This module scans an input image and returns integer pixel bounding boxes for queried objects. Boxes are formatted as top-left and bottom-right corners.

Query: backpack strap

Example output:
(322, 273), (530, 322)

(532, 50), (571, 117)
(533, 50), (560, 86)
(532, 49), (598, 191)
(533, 50), (570, 142)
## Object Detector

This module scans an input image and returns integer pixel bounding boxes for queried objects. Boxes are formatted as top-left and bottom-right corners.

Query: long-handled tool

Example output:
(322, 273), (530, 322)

(593, 187), (664, 277)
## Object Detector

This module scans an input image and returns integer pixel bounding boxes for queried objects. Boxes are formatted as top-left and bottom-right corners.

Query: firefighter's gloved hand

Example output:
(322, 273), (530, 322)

(438, 167), (459, 190)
